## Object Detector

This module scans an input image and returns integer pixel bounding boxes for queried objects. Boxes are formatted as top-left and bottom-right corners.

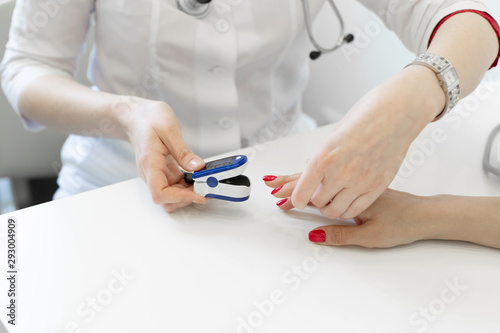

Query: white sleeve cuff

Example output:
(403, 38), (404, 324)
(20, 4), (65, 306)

(417, 1), (489, 54)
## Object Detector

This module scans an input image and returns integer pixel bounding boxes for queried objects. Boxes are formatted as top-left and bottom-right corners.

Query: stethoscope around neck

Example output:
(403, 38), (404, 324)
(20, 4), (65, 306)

(176, 0), (354, 60)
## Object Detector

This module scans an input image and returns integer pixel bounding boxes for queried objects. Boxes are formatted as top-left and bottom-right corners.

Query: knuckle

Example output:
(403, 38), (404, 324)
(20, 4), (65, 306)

(175, 146), (192, 163)
(153, 101), (174, 116)
(315, 157), (330, 171)
(291, 192), (306, 207)
(310, 196), (326, 208)
(164, 119), (178, 133)
(151, 192), (163, 205)
(164, 208), (174, 214)
(343, 205), (364, 220)
(136, 153), (148, 168)
(317, 149), (337, 167)
(341, 212), (356, 220)
(321, 205), (341, 219)
(161, 119), (179, 134)
(163, 205), (176, 214)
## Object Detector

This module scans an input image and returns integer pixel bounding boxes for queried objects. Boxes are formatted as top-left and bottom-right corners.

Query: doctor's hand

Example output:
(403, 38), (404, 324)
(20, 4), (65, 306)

(288, 66), (445, 219)
(118, 98), (208, 213)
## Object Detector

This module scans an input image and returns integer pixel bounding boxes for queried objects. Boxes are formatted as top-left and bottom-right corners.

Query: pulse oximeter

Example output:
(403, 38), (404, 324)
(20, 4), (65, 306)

(184, 155), (251, 202)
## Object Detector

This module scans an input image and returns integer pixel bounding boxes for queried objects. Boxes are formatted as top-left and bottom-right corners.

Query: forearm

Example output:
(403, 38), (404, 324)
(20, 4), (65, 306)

(424, 195), (500, 249)
(392, 12), (499, 128)
(18, 75), (129, 140)
(427, 12), (499, 97)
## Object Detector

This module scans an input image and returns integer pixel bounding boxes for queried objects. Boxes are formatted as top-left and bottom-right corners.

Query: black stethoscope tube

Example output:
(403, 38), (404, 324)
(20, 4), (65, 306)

(177, 0), (354, 60)
(302, 0), (354, 60)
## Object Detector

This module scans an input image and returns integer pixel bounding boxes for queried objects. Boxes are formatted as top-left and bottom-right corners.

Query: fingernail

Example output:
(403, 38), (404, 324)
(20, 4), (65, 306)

(263, 175), (277, 182)
(309, 230), (326, 243)
(188, 159), (203, 171)
(276, 198), (288, 206)
(271, 186), (283, 195)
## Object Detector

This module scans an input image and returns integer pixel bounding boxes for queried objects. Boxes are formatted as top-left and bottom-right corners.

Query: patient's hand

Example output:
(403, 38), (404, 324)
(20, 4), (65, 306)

(307, 189), (433, 248)
(264, 175), (436, 248)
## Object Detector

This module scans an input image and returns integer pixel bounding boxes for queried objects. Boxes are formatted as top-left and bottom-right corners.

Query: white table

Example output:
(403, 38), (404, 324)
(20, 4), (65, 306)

(1, 83), (500, 333)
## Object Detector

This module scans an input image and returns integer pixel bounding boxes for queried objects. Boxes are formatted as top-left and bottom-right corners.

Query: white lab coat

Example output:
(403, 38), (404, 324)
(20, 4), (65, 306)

(0, 0), (490, 198)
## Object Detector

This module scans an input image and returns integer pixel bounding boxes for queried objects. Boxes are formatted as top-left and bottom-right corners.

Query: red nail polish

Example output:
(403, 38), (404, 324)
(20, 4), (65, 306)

(276, 198), (288, 206)
(309, 230), (326, 243)
(263, 175), (277, 182)
(271, 186), (283, 195)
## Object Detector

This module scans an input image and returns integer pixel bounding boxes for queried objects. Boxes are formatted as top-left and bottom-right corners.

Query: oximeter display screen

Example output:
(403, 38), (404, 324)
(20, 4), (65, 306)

(205, 156), (236, 170)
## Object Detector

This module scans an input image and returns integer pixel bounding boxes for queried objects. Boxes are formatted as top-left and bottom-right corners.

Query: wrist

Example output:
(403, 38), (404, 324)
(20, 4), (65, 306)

(110, 95), (153, 142)
(417, 194), (466, 241)
(399, 65), (447, 123)
(407, 195), (443, 241)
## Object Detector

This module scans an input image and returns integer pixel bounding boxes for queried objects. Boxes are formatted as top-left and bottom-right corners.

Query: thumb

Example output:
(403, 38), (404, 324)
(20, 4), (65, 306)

(308, 224), (369, 247)
(164, 132), (205, 172)
(173, 145), (205, 172)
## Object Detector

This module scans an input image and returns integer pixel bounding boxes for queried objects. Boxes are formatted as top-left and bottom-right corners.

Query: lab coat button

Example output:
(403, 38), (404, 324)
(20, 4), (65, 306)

(241, 138), (249, 148)
(218, 117), (233, 130)
(215, 19), (230, 33)
(212, 66), (226, 75)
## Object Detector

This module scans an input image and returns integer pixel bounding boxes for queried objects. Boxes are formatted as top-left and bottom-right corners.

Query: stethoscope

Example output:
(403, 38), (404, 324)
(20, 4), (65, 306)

(176, 0), (354, 60)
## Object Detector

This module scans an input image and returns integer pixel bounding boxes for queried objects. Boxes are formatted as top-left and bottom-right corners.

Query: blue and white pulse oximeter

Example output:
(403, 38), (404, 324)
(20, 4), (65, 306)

(184, 155), (251, 202)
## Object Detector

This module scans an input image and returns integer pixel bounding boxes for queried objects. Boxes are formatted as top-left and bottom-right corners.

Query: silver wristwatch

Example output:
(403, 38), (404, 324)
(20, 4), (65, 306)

(407, 53), (461, 121)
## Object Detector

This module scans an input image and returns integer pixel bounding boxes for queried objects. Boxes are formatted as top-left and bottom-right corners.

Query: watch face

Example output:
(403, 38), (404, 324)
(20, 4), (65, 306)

(442, 69), (458, 87)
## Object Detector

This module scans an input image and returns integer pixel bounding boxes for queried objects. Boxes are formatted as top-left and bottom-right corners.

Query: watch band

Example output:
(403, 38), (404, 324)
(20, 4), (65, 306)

(407, 53), (461, 121)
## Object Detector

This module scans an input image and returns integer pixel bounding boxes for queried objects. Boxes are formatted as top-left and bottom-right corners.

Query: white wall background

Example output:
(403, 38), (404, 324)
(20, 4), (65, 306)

(0, 0), (68, 180)
(1, 0), (500, 179)
(303, 0), (500, 125)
